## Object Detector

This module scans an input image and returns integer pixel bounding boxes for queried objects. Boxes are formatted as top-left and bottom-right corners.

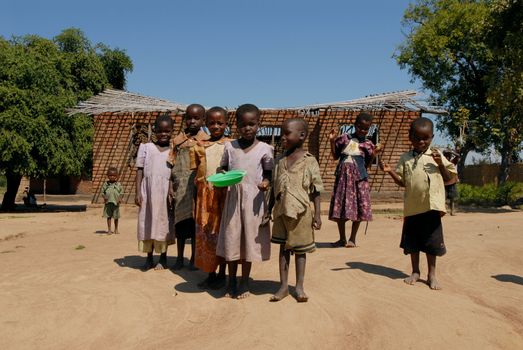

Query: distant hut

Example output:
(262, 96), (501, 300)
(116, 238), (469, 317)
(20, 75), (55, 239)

(69, 89), (446, 203)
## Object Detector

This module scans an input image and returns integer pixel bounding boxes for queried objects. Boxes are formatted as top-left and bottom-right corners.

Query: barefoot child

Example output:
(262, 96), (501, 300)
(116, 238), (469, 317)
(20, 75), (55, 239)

(101, 166), (123, 234)
(169, 104), (208, 270)
(379, 117), (456, 290)
(192, 107), (230, 288)
(217, 103), (273, 299)
(268, 118), (323, 302)
(329, 113), (378, 248)
(135, 114), (175, 270)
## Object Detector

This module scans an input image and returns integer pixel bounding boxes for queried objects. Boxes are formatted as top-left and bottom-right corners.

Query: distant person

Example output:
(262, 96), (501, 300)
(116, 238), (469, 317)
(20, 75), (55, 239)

(191, 107), (230, 289)
(101, 167), (123, 234)
(169, 104), (208, 270)
(379, 117), (457, 290)
(328, 113), (381, 248)
(216, 104), (273, 299)
(135, 114), (175, 271)
(268, 118), (323, 303)
(443, 149), (460, 215)
(22, 187), (37, 208)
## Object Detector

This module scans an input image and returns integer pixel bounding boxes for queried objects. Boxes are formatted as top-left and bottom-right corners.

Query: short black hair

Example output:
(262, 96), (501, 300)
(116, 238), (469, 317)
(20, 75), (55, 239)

(284, 118), (309, 137)
(409, 117), (434, 135)
(185, 103), (205, 116)
(236, 103), (260, 124)
(107, 166), (119, 174)
(154, 113), (174, 130)
(355, 112), (373, 124)
(206, 106), (228, 122)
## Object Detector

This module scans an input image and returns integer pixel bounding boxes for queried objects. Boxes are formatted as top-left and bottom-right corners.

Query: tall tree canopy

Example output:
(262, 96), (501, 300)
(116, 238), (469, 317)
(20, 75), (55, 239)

(0, 28), (133, 210)
(395, 0), (523, 182)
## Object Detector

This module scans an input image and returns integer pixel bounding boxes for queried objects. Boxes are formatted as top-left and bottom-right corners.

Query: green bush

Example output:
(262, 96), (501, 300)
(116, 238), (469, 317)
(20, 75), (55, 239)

(457, 182), (523, 207)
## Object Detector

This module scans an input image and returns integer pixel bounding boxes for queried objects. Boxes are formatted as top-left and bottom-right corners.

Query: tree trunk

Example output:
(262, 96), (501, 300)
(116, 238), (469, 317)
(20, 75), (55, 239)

(457, 144), (472, 181)
(1, 172), (22, 211)
(498, 142), (511, 184)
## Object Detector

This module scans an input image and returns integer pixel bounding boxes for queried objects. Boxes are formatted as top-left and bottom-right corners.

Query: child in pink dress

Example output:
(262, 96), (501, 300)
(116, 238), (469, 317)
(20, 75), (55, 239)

(217, 104), (273, 299)
(135, 114), (175, 271)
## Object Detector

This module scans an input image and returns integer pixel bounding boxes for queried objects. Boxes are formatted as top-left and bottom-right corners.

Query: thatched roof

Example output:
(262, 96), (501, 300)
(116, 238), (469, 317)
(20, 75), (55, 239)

(68, 89), (446, 116)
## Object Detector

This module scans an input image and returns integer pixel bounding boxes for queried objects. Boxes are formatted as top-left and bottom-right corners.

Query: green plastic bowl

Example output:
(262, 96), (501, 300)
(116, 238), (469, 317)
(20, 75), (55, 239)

(207, 169), (247, 187)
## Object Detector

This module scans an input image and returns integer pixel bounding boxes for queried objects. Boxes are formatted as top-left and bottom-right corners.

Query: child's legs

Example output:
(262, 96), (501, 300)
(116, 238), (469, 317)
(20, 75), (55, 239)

(336, 220), (347, 242)
(404, 252), (421, 285)
(240, 261), (252, 284)
(348, 221), (361, 244)
(278, 245), (290, 286)
(176, 238), (185, 260)
(114, 219), (119, 232)
(295, 253), (306, 291)
(190, 234), (195, 263)
(107, 218), (112, 232)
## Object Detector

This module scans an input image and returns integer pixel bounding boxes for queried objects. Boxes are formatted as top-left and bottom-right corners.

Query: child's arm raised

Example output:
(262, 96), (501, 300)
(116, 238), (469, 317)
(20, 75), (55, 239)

(329, 128), (340, 160)
(135, 169), (143, 206)
(432, 148), (454, 183)
(379, 160), (404, 187)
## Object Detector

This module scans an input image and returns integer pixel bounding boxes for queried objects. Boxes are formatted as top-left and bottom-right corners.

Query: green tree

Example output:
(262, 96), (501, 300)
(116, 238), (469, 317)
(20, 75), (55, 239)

(0, 28), (132, 210)
(395, 0), (492, 178)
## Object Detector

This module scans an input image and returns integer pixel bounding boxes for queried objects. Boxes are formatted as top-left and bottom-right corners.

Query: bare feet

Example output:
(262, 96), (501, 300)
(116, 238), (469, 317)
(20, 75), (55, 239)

(269, 285), (289, 302)
(107, 230), (113, 235)
(188, 260), (198, 271)
(154, 262), (166, 270)
(345, 241), (357, 248)
(236, 281), (250, 299)
(172, 259), (184, 270)
(404, 272), (420, 285)
(209, 274), (226, 290)
(141, 257), (154, 271)
(428, 276), (442, 290)
(295, 286), (309, 302)
(114, 229), (119, 234)
(225, 279), (238, 298)
(331, 239), (347, 248)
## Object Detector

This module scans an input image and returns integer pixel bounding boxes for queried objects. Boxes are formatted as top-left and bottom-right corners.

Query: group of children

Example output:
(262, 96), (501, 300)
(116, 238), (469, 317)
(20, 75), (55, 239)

(101, 104), (457, 300)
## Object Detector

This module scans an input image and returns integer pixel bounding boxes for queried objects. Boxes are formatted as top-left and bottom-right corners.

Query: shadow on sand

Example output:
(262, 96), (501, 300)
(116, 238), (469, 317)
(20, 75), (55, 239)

(491, 274), (523, 286)
(331, 261), (409, 280)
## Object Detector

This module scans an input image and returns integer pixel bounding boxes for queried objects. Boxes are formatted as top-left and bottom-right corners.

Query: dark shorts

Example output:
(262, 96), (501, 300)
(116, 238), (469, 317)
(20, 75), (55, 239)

(175, 218), (195, 240)
(445, 184), (458, 200)
(401, 210), (446, 256)
(103, 203), (120, 219)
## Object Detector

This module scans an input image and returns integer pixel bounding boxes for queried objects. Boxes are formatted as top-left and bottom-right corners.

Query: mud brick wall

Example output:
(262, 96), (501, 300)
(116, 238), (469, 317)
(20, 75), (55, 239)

(91, 109), (419, 204)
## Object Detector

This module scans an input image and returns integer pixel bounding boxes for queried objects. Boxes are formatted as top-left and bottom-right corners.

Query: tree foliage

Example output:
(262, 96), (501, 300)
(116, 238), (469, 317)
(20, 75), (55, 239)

(395, 0), (523, 182)
(0, 28), (133, 209)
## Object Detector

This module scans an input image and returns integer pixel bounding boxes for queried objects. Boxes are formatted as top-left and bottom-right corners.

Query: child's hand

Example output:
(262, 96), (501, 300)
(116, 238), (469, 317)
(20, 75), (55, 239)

(431, 148), (443, 165)
(258, 179), (270, 192)
(135, 193), (143, 207)
(379, 159), (391, 172)
(313, 215), (322, 230)
(328, 128), (338, 142)
(103, 198), (108, 204)
(261, 213), (271, 226)
(375, 143), (384, 154)
(167, 190), (174, 207)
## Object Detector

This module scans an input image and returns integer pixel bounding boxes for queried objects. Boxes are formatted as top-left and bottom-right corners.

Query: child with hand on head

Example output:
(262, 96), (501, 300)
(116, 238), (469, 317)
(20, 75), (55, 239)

(135, 114), (175, 271)
(379, 117), (456, 290)
(191, 107), (230, 289)
(268, 118), (323, 303)
(169, 104), (209, 270)
(329, 113), (380, 248)
(217, 103), (273, 299)
(101, 166), (123, 234)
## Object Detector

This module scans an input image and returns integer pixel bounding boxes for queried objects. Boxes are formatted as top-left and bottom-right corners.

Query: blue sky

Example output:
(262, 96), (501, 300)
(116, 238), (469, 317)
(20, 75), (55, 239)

(3, 0), (460, 146)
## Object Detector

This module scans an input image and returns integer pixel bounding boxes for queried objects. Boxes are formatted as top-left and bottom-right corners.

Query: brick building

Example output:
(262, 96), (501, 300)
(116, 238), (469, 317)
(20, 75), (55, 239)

(69, 89), (446, 204)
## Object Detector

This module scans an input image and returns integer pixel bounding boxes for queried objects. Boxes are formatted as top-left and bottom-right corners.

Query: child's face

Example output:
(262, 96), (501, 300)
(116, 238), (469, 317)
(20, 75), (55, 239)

(155, 121), (173, 146)
(107, 171), (118, 182)
(409, 126), (433, 153)
(185, 107), (204, 134)
(355, 119), (371, 138)
(237, 112), (259, 141)
(206, 111), (227, 139)
(281, 121), (305, 150)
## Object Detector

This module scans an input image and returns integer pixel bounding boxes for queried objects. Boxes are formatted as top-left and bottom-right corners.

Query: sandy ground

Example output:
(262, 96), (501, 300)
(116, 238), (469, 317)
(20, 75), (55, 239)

(0, 204), (522, 350)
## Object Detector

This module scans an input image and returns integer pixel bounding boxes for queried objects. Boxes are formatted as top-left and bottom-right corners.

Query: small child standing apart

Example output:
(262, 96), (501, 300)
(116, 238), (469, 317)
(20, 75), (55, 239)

(135, 114), (175, 271)
(379, 117), (456, 290)
(329, 113), (378, 248)
(217, 103), (273, 299)
(170, 104), (208, 270)
(192, 107), (230, 288)
(269, 119), (323, 303)
(101, 166), (123, 234)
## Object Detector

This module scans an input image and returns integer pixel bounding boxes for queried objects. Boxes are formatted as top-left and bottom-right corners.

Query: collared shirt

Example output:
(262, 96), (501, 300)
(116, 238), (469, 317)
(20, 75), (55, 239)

(273, 152), (324, 220)
(101, 181), (123, 205)
(396, 147), (457, 217)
